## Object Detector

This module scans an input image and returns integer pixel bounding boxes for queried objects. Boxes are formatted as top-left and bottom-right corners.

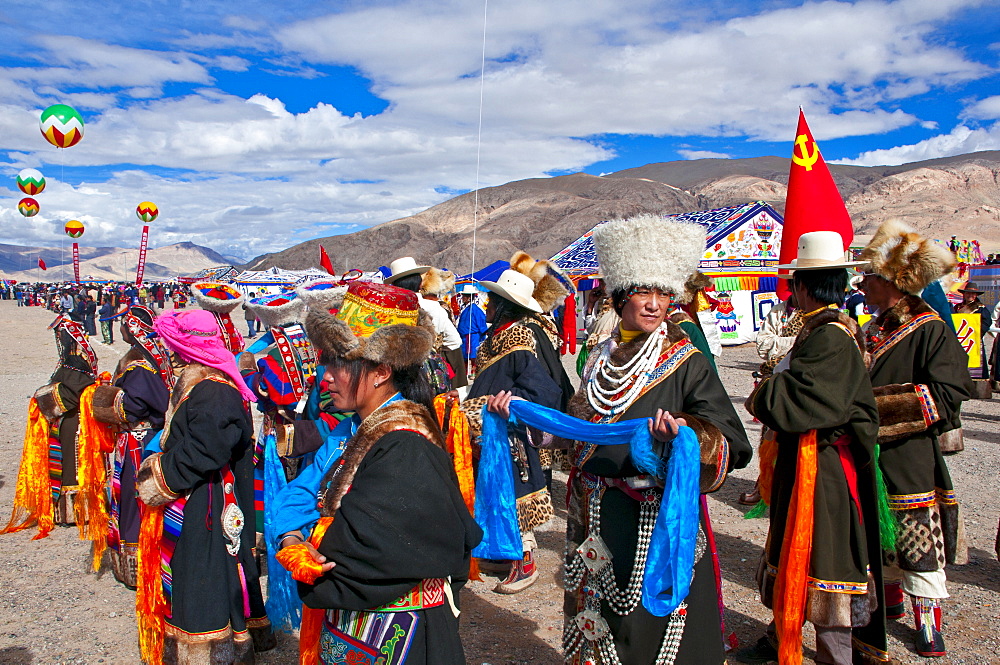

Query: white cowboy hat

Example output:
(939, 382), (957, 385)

(384, 256), (431, 284)
(480, 270), (542, 313)
(776, 231), (866, 275)
(458, 284), (480, 295)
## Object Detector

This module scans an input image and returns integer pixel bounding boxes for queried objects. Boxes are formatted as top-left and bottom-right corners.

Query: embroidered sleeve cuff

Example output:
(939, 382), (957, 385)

(136, 453), (181, 506)
(873, 383), (933, 443)
(675, 411), (729, 493)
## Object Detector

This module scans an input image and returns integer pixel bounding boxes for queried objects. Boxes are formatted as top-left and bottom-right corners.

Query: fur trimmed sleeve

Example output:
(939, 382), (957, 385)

(675, 411), (728, 493)
(91, 384), (126, 425)
(873, 382), (939, 443)
(136, 453), (182, 506)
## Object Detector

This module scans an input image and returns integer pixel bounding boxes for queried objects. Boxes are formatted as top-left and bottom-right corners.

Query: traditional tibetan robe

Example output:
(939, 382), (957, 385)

(467, 321), (564, 533)
(299, 400), (483, 665)
(564, 321), (752, 665)
(33, 352), (95, 524)
(138, 366), (274, 664)
(866, 295), (972, 572)
(93, 348), (170, 588)
(751, 308), (886, 663)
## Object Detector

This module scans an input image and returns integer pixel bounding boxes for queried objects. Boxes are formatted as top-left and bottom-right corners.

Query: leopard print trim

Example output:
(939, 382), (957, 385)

(476, 323), (536, 374)
(517, 488), (554, 532)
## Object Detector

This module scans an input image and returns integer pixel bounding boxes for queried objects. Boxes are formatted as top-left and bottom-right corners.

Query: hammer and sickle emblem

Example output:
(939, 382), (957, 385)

(792, 134), (820, 171)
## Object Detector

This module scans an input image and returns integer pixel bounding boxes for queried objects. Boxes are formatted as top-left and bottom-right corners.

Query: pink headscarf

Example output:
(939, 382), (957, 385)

(154, 309), (257, 403)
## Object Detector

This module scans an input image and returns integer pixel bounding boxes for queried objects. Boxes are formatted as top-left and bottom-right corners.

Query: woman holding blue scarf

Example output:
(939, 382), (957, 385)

(553, 216), (752, 665)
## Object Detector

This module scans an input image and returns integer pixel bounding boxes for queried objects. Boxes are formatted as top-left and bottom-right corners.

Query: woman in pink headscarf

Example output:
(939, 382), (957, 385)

(135, 310), (275, 665)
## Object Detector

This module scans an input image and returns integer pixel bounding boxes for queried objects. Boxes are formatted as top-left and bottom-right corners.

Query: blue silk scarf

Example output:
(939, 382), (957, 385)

(475, 399), (700, 616)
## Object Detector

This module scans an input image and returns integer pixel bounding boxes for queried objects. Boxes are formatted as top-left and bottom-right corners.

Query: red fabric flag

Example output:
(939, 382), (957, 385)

(37, 257), (46, 271)
(319, 245), (334, 275)
(776, 109), (854, 299)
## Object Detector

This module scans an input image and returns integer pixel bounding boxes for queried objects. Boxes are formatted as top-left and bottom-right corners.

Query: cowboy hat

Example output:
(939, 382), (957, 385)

(480, 270), (542, 313)
(958, 282), (985, 294)
(776, 231), (866, 274)
(458, 284), (480, 295)
(384, 257), (431, 284)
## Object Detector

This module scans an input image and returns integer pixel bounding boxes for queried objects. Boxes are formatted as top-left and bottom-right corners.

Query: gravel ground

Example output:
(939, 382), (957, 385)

(1, 300), (998, 664)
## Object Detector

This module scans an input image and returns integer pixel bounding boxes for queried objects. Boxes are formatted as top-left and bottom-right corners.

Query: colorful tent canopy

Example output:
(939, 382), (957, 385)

(456, 260), (509, 285)
(551, 201), (784, 279)
(178, 265), (238, 284)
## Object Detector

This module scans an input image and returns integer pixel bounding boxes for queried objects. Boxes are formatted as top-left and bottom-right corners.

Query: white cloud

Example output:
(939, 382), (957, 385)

(838, 122), (1000, 166)
(678, 150), (731, 160)
(962, 96), (1000, 120)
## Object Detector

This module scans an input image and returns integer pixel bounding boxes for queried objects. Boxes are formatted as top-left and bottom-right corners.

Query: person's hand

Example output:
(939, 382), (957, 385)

(648, 409), (687, 443)
(304, 542), (336, 574)
(444, 389), (460, 407)
(486, 390), (521, 419)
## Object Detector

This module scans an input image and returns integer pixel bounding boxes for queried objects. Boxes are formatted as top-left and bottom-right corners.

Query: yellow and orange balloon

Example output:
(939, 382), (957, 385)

(136, 201), (158, 223)
(65, 220), (85, 238)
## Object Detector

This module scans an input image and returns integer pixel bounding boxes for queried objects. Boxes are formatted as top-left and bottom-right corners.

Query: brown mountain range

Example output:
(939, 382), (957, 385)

(247, 150), (1000, 274)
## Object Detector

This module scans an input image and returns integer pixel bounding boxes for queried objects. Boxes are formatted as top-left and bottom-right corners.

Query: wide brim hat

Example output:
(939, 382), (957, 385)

(457, 284), (480, 295)
(190, 282), (245, 314)
(246, 292), (306, 328)
(776, 231), (866, 274)
(508, 250), (574, 313)
(384, 256), (431, 284)
(305, 281), (433, 369)
(858, 219), (956, 295)
(481, 269), (543, 313)
(958, 282), (985, 294)
(592, 214), (705, 302)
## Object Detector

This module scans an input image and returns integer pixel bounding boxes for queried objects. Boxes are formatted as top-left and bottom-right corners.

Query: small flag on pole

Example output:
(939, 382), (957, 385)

(319, 245), (335, 275)
(37, 257), (47, 271)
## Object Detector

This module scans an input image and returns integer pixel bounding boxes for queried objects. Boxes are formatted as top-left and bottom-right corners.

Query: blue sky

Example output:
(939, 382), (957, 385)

(0, 0), (998, 260)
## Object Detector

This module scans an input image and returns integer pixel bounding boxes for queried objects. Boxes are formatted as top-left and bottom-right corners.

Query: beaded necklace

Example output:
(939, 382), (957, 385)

(586, 324), (667, 417)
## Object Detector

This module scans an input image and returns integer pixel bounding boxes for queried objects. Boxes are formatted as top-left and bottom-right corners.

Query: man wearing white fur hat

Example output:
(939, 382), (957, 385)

(561, 214), (751, 664)
(858, 219), (973, 658)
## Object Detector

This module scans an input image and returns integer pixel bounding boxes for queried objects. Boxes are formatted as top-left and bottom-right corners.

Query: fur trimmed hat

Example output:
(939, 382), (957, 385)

(419, 268), (456, 297)
(190, 282), (245, 314)
(508, 250), (574, 313)
(859, 219), (956, 295)
(246, 292), (306, 328)
(295, 279), (348, 311)
(305, 281), (433, 369)
(593, 215), (706, 301)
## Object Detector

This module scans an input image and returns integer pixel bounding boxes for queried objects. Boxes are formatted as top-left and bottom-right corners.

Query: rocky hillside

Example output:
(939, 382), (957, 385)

(0, 241), (231, 282)
(246, 151), (1000, 273)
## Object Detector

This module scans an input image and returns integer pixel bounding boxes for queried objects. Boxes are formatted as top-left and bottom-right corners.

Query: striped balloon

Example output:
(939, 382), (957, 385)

(18, 198), (39, 217)
(40, 104), (84, 149)
(136, 201), (159, 223)
(65, 220), (85, 238)
(16, 168), (46, 195)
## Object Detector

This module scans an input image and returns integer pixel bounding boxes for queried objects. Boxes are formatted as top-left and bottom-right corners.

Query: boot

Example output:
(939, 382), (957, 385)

(884, 581), (905, 619)
(493, 550), (538, 594)
(912, 596), (946, 657)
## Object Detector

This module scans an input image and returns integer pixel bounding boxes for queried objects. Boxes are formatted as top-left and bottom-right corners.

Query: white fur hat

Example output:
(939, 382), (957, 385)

(190, 282), (245, 314)
(295, 279), (348, 311)
(593, 214), (706, 300)
(246, 292), (306, 328)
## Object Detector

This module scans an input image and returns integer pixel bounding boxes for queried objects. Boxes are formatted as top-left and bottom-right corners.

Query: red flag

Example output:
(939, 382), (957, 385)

(37, 257), (46, 271)
(319, 245), (335, 275)
(776, 109), (854, 299)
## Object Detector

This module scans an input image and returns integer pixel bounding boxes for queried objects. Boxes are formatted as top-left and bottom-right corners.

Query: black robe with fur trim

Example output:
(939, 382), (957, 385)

(300, 399), (482, 665)
(866, 295), (972, 573)
(565, 322), (751, 665)
(137, 369), (273, 665)
(751, 308), (887, 662)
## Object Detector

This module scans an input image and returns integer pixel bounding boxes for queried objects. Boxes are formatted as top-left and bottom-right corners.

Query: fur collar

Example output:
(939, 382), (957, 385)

(319, 399), (444, 517)
(873, 294), (935, 336)
(788, 306), (869, 367)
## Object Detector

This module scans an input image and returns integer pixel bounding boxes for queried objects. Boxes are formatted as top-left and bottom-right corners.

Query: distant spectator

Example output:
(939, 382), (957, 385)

(99, 297), (115, 345)
(845, 275), (867, 320)
(83, 295), (97, 336)
(243, 291), (258, 337)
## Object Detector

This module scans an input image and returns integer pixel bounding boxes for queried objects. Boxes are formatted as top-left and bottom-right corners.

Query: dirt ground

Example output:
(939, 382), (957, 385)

(1, 299), (999, 664)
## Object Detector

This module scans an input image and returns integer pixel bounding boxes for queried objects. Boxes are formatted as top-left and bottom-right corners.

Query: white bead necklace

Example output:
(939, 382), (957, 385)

(586, 324), (667, 416)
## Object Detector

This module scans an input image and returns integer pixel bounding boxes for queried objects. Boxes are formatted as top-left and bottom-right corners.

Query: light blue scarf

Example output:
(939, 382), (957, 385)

(475, 399), (701, 616)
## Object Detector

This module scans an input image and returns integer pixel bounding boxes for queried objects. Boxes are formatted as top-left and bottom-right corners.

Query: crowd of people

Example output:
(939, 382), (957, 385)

(0, 215), (987, 665)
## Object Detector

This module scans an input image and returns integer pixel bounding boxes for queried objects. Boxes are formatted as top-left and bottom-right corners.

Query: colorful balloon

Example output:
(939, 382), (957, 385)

(18, 198), (39, 217)
(136, 201), (159, 223)
(65, 220), (85, 238)
(40, 104), (84, 149)
(16, 168), (46, 195)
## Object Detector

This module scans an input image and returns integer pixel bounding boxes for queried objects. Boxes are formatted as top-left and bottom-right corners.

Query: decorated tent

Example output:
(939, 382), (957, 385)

(178, 265), (238, 284)
(456, 259), (509, 286)
(551, 201), (784, 345)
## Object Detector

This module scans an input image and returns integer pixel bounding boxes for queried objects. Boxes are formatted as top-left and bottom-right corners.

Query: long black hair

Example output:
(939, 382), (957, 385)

(326, 354), (435, 414)
(792, 268), (849, 306)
